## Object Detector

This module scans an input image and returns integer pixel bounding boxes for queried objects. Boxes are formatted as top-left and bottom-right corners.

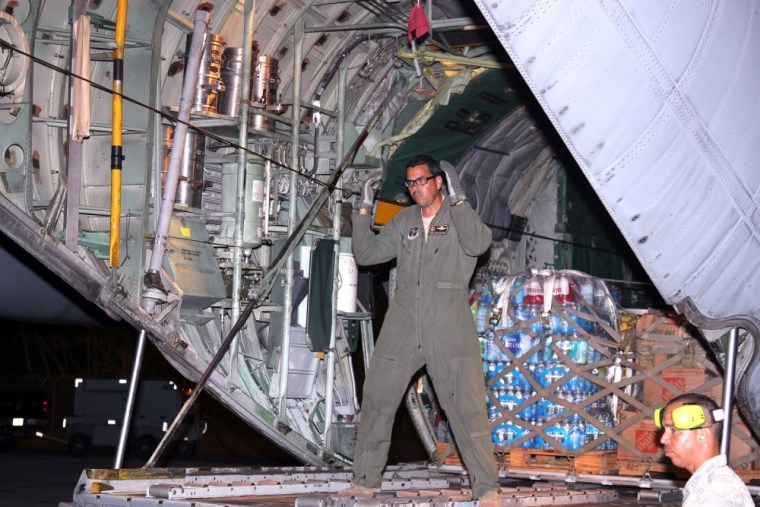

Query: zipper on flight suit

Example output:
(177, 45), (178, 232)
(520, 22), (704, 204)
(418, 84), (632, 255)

(416, 215), (426, 350)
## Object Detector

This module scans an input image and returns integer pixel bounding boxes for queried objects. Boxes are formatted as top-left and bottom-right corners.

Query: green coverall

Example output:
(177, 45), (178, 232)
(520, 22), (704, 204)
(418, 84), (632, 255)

(351, 198), (499, 498)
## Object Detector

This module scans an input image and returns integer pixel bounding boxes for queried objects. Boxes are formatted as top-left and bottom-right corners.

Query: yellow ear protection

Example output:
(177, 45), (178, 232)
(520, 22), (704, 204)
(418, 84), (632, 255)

(654, 403), (725, 430)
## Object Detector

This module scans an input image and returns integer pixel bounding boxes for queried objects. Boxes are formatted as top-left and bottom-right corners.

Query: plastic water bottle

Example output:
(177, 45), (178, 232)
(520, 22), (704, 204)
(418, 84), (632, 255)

(545, 422), (567, 449)
(492, 421), (523, 446)
(533, 418), (547, 449)
(572, 338), (589, 365)
(483, 361), (496, 382)
(534, 397), (549, 420)
(523, 279), (543, 306)
(488, 398), (500, 421)
(566, 390), (584, 422)
(538, 362), (569, 388)
(559, 308), (577, 335)
(553, 275), (574, 305)
(587, 407), (616, 450)
(557, 337), (574, 360)
(566, 420), (586, 451)
(519, 393), (536, 420)
(476, 304), (490, 334)
(502, 362), (515, 388)
(573, 306), (596, 333)
(505, 331), (521, 356)
(498, 388), (519, 415)
(517, 332), (533, 361)
(513, 363), (527, 389)
(493, 362), (506, 388)
(484, 332), (501, 362)
(585, 420), (605, 450)
(580, 278), (594, 306)
(492, 424), (508, 446)
(511, 280), (525, 307)
(543, 336), (559, 362)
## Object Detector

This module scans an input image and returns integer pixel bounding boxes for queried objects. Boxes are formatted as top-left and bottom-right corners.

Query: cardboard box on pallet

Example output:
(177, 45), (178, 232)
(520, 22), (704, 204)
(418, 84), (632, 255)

(620, 311), (760, 477)
(635, 312), (719, 406)
(642, 359), (721, 406)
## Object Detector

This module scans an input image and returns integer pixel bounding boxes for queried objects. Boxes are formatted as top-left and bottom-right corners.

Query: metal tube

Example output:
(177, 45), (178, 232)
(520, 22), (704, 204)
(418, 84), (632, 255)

(143, 10), (209, 313)
(277, 19), (304, 415)
(336, 59), (346, 191)
(426, 0), (433, 40)
(303, 17), (480, 34)
(109, 0), (128, 267)
(114, 329), (146, 469)
(231, 0), (255, 334)
(720, 327), (739, 456)
(321, 57), (348, 451)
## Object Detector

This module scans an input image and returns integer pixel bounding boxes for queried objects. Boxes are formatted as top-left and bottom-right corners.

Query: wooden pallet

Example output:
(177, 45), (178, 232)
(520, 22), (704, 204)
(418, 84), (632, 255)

(435, 444), (617, 475)
(616, 456), (686, 478)
(507, 448), (618, 475)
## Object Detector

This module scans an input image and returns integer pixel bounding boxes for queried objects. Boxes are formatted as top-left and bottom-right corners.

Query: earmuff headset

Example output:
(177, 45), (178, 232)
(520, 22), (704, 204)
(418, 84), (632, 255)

(654, 403), (725, 430)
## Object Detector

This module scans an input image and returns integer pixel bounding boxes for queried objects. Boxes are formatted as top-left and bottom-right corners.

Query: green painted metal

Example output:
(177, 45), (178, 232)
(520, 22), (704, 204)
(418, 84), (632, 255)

(379, 69), (525, 203)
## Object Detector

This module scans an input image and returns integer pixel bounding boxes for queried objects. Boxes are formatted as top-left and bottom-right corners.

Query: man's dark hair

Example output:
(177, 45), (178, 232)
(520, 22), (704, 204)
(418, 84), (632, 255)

(405, 154), (444, 177)
(666, 393), (723, 437)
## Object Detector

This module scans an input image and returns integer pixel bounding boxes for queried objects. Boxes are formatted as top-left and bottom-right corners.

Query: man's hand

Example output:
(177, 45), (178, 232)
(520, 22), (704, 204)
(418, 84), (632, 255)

(360, 175), (382, 213)
(440, 161), (467, 205)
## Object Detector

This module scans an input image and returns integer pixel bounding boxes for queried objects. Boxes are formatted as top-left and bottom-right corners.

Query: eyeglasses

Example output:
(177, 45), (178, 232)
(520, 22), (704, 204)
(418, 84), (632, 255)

(404, 175), (436, 188)
(661, 423), (713, 433)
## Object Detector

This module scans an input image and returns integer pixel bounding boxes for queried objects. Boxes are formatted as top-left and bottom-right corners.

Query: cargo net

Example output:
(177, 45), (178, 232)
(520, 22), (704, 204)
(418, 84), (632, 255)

(471, 269), (622, 455)
(426, 269), (760, 477)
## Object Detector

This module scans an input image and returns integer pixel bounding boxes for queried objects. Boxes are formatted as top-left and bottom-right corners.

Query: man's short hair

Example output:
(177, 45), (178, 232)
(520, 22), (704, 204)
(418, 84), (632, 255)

(406, 154), (444, 178)
(666, 393), (723, 437)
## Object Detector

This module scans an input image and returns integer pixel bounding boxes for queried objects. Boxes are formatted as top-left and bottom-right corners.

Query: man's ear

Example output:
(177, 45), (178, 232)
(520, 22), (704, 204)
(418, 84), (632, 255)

(696, 428), (709, 443)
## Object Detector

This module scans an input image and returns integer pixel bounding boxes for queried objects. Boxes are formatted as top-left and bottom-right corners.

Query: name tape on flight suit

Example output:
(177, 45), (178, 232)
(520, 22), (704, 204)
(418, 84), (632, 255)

(429, 224), (449, 235)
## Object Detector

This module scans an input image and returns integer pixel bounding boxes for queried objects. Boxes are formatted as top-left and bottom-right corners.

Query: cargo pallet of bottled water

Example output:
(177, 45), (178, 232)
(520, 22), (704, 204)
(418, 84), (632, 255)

(473, 269), (622, 462)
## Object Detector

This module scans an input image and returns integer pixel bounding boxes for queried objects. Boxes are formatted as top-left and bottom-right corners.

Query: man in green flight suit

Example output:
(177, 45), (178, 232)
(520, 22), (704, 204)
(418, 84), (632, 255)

(345, 154), (500, 506)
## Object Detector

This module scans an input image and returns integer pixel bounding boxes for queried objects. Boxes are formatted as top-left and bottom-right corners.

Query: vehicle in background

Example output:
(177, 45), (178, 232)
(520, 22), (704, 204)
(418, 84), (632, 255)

(63, 379), (206, 459)
(0, 383), (49, 451)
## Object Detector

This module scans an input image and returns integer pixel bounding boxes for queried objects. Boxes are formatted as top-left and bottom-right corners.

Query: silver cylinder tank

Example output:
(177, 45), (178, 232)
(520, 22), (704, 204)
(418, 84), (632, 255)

(162, 125), (206, 208)
(217, 47), (245, 117)
(185, 32), (226, 114)
(249, 56), (279, 133)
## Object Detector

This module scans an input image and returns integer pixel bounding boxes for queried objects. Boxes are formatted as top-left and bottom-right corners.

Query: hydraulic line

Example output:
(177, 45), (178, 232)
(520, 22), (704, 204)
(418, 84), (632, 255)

(230, 0), (256, 359)
(109, 0), (127, 267)
(142, 10), (210, 313)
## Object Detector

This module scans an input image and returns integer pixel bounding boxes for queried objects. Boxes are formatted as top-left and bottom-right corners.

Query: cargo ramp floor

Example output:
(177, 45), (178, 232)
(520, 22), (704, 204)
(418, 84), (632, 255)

(61, 463), (736, 506)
